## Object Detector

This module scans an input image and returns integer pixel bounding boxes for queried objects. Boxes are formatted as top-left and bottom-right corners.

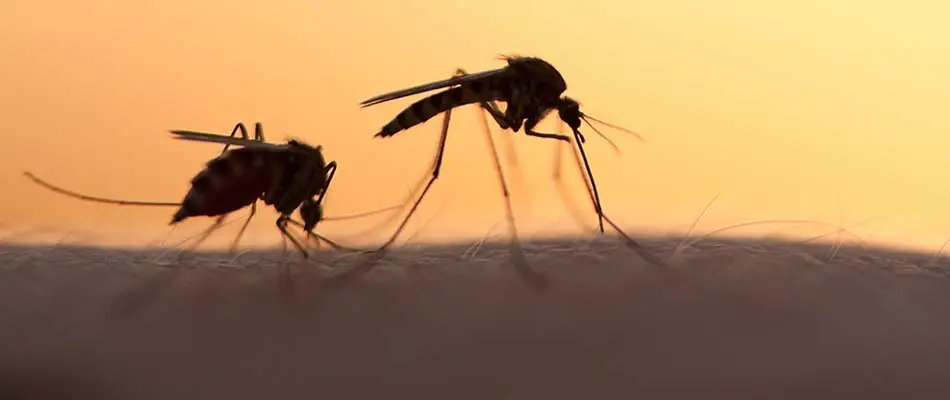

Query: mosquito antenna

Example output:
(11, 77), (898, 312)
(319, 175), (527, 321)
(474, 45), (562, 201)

(580, 117), (622, 155)
(24, 172), (180, 207)
(581, 114), (646, 142)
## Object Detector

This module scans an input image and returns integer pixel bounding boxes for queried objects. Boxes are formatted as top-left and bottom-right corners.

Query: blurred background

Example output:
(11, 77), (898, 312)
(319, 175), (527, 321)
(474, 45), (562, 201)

(2, 0), (949, 252)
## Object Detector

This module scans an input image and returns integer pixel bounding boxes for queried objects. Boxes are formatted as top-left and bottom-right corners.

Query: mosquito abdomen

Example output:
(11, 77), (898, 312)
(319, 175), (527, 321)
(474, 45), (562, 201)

(169, 149), (279, 224)
(375, 79), (508, 137)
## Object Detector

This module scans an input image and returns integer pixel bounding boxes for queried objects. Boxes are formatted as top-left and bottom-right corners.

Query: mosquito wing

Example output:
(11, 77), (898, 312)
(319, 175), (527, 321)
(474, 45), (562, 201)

(169, 130), (286, 150)
(360, 67), (508, 108)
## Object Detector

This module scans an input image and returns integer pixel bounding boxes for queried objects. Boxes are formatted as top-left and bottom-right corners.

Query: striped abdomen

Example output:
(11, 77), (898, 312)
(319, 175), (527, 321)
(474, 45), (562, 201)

(171, 147), (286, 223)
(375, 78), (512, 137)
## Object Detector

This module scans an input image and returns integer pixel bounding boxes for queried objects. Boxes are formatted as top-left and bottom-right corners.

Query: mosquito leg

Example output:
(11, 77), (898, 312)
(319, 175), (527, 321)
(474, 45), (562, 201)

(550, 133), (590, 231)
(277, 216), (309, 259)
(324, 106), (456, 286)
(553, 123), (602, 233)
(479, 103), (519, 166)
(567, 128), (667, 267)
(216, 122), (261, 255)
(453, 68), (509, 129)
(555, 123), (604, 234)
(477, 97), (570, 143)
(452, 68), (526, 206)
(478, 102), (514, 131)
(480, 111), (571, 142)
(280, 226), (289, 258)
(295, 161), (338, 254)
(252, 121), (265, 142)
(221, 122), (250, 154)
(524, 128), (571, 142)
(569, 128), (607, 235)
(374, 107), (453, 252)
(283, 218), (370, 253)
(180, 214), (228, 256)
(451, 67), (527, 152)
(114, 216), (229, 318)
(228, 201), (256, 254)
(496, 122), (525, 195)
(275, 215), (302, 304)
(474, 103), (547, 289)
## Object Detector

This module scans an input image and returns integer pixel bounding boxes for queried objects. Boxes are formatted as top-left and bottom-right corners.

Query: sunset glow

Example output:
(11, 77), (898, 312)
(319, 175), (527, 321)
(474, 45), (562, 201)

(3, 0), (949, 252)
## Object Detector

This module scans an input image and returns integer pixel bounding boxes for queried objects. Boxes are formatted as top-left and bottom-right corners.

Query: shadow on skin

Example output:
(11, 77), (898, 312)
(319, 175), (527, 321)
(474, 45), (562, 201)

(0, 368), (112, 400)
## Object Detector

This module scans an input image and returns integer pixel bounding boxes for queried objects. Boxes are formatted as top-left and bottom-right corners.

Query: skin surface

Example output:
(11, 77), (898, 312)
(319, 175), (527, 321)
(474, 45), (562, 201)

(1, 237), (949, 400)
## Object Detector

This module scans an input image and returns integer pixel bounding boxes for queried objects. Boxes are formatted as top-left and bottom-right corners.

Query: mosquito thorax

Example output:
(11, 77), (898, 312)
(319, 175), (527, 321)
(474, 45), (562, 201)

(287, 139), (307, 148)
(287, 140), (323, 155)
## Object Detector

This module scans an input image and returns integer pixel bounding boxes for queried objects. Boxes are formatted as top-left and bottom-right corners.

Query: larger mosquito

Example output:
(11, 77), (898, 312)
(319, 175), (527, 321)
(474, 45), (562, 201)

(357, 55), (665, 282)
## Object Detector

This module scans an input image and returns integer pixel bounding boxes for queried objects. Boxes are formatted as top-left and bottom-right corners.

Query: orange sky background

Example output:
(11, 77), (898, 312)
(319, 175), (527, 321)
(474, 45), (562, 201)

(2, 0), (950, 252)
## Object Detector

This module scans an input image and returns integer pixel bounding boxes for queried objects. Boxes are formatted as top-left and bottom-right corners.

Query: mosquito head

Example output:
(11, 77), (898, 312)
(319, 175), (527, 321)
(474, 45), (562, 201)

(299, 199), (324, 232)
(556, 96), (583, 130)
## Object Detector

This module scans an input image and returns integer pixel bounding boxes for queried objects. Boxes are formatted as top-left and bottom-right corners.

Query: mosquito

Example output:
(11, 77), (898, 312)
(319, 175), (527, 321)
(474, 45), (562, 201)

(171, 120), (266, 252)
(351, 55), (665, 285)
(23, 128), (397, 258)
(21, 128), (392, 310)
